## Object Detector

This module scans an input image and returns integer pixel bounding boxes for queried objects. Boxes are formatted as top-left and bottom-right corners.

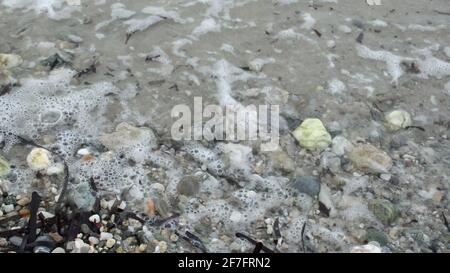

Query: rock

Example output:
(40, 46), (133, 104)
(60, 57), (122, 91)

(380, 173), (391, 181)
(0, 156), (10, 177)
(444, 46), (450, 59)
(66, 0), (81, 6)
(0, 237), (8, 247)
(150, 183), (165, 194)
(41, 52), (73, 69)
(19, 208), (30, 217)
(153, 196), (171, 218)
(326, 40), (336, 49)
(100, 122), (157, 162)
(268, 150), (296, 173)
(384, 110), (412, 131)
(331, 136), (353, 156)
(293, 176), (321, 197)
(39, 211), (55, 219)
(100, 232), (113, 241)
(49, 232), (64, 243)
(364, 228), (389, 246)
(2, 204), (14, 213)
(106, 238), (116, 248)
(0, 53), (23, 69)
(122, 237), (138, 252)
(88, 236), (99, 245)
(369, 199), (397, 225)
(350, 243), (382, 253)
(176, 176), (200, 196)
(51, 247), (66, 253)
(89, 214), (101, 224)
(292, 118), (332, 151)
(34, 244), (51, 253)
(145, 198), (155, 215)
(16, 197), (31, 206)
(46, 163), (65, 175)
(9, 236), (23, 247)
(26, 148), (53, 171)
(347, 144), (392, 174)
(69, 183), (96, 210)
(156, 241), (168, 253)
(338, 25), (352, 34)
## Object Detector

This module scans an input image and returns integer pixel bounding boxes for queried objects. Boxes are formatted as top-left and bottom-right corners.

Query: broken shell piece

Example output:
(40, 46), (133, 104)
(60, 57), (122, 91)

(384, 110), (412, 131)
(0, 53), (23, 70)
(26, 148), (53, 171)
(292, 118), (332, 151)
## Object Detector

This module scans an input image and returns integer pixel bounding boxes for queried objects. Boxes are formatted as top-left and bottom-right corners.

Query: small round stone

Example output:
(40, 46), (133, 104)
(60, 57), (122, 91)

(51, 247), (66, 253)
(106, 238), (116, 248)
(292, 176), (321, 197)
(369, 199), (397, 225)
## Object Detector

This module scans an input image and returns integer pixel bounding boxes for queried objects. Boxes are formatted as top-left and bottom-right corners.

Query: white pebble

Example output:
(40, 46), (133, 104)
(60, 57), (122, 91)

(2, 204), (14, 213)
(100, 232), (113, 241)
(89, 214), (101, 224)
(106, 238), (116, 248)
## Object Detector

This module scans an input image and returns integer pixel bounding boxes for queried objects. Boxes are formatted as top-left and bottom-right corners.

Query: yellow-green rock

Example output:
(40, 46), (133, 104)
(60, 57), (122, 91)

(26, 148), (53, 171)
(0, 53), (23, 70)
(292, 118), (332, 151)
(384, 110), (412, 131)
(0, 156), (10, 176)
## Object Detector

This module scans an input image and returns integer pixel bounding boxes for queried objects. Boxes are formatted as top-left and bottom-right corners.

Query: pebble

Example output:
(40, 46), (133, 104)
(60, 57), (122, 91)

(380, 173), (392, 181)
(384, 110), (412, 131)
(106, 238), (116, 248)
(0, 237), (8, 247)
(26, 148), (53, 171)
(0, 53), (23, 69)
(49, 232), (64, 243)
(138, 244), (147, 252)
(293, 176), (321, 197)
(156, 241), (168, 253)
(2, 204), (14, 213)
(9, 236), (23, 247)
(347, 143), (393, 174)
(326, 40), (336, 49)
(153, 196), (171, 218)
(118, 200), (127, 210)
(350, 243), (382, 253)
(150, 183), (165, 194)
(46, 163), (65, 175)
(338, 25), (352, 34)
(331, 136), (353, 156)
(89, 236), (100, 245)
(170, 234), (179, 242)
(39, 211), (55, 219)
(369, 199), (397, 225)
(89, 214), (101, 224)
(100, 232), (113, 241)
(269, 150), (295, 173)
(177, 175), (200, 196)
(51, 247), (66, 253)
(364, 228), (389, 246)
(292, 118), (332, 151)
(19, 208), (30, 217)
(0, 156), (10, 177)
(77, 148), (91, 156)
(17, 197), (31, 206)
